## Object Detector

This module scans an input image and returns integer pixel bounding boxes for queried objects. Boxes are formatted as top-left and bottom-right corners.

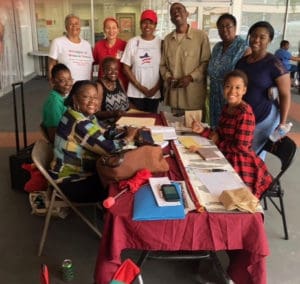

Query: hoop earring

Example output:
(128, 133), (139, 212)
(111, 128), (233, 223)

(74, 104), (80, 112)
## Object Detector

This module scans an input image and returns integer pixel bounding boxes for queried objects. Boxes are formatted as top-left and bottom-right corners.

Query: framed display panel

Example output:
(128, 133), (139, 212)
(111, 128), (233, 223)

(116, 13), (135, 41)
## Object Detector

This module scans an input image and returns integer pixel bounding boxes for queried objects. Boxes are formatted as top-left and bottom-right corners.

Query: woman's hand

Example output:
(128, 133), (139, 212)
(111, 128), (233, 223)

(125, 126), (138, 143)
(192, 120), (204, 134)
(210, 132), (219, 144)
(113, 110), (126, 119)
(188, 145), (200, 153)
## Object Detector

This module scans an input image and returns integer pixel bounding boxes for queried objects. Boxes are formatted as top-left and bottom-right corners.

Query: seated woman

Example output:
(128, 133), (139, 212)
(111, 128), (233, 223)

(96, 57), (130, 122)
(49, 80), (137, 203)
(191, 70), (272, 199)
(42, 63), (73, 143)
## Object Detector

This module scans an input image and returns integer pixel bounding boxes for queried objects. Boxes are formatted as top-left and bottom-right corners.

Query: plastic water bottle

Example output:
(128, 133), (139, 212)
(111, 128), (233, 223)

(269, 122), (293, 142)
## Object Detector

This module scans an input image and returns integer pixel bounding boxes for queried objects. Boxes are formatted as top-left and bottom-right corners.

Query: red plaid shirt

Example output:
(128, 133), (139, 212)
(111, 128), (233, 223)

(203, 102), (272, 198)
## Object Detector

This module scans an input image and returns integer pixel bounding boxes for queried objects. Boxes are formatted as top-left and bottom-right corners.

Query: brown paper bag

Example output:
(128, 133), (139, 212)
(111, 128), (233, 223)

(184, 110), (202, 128)
(219, 187), (259, 213)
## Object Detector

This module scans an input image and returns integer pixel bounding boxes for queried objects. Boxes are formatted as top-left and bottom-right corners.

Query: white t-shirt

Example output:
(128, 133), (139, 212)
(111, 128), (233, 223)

(49, 36), (93, 82)
(121, 36), (161, 99)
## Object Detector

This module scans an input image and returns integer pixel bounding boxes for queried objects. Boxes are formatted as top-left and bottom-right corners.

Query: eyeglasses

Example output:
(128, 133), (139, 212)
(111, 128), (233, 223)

(218, 25), (234, 31)
(79, 95), (99, 102)
(55, 78), (74, 85)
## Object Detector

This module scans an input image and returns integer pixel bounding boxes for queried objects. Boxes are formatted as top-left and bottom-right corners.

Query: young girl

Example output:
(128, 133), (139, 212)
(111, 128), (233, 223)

(96, 57), (130, 121)
(42, 63), (73, 142)
(192, 70), (272, 198)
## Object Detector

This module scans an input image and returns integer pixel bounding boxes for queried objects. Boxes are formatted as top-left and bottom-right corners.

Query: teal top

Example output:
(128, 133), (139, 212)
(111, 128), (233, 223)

(208, 36), (248, 129)
(42, 89), (67, 127)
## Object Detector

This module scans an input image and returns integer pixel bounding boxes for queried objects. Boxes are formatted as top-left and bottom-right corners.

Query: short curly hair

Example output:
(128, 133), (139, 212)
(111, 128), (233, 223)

(223, 69), (248, 87)
(64, 80), (98, 107)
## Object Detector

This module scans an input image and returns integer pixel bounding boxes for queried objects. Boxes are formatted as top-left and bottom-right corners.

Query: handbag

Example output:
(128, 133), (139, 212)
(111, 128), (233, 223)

(97, 145), (169, 186)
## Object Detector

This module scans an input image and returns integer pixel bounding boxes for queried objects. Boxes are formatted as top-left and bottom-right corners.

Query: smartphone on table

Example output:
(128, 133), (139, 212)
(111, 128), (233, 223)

(161, 184), (180, 202)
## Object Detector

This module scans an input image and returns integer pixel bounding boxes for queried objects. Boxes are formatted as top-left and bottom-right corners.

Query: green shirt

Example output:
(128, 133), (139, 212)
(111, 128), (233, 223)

(42, 89), (67, 127)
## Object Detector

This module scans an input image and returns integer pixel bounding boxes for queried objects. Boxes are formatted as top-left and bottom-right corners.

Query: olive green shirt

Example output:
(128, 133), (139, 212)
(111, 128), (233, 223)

(160, 26), (211, 110)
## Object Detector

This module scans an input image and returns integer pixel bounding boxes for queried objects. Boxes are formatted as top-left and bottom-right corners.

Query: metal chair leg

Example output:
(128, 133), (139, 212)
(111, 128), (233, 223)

(136, 250), (150, 268)
(263, 197), (268, 210)
(279, 194), (289, 240)
(38, 190), (57, 256)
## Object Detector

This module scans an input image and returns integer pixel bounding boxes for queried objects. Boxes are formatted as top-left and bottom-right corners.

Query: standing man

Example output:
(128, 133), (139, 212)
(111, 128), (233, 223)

(160, 2), (211, 115)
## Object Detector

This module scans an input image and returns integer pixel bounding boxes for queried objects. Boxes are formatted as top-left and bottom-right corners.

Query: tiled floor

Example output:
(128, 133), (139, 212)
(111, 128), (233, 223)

(0, 78), (299, 283)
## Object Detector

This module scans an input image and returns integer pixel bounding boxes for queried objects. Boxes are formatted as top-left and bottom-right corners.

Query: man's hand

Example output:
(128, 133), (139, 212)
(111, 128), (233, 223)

(177, 75), (193, 88)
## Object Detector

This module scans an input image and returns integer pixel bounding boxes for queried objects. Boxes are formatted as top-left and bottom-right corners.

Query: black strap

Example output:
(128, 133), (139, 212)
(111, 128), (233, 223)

(12, 81), (27, 153)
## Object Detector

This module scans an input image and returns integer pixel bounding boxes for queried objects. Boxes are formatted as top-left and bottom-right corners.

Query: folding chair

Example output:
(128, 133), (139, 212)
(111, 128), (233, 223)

(31, 139), (102, 256)
(136, 250), (229, 283)
(39, 123), (51, 143)
(259, 136), (297, 240)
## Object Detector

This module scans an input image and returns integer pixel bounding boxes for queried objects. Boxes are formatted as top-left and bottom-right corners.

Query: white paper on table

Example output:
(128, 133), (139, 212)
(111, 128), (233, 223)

(116, 116), (156, 127)
(196, 171), (245, 196)
(178, 135), (212, 148)
(174, 180), (196, 212)
(149, 177), (181, 207)
(149, 126), (177, 140)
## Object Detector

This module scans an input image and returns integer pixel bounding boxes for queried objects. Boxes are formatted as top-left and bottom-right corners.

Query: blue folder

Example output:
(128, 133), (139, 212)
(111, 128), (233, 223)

(133, 183), (185, 221)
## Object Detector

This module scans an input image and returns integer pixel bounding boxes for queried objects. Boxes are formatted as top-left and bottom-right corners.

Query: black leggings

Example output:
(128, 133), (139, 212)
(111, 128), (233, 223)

(59, 175), (107, 203)
(129, 97), (160, 113)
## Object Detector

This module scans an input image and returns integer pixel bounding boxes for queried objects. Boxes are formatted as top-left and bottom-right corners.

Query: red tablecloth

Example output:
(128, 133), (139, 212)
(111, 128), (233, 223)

(94, 113), (269, 284)
(94, 186), (269, 284)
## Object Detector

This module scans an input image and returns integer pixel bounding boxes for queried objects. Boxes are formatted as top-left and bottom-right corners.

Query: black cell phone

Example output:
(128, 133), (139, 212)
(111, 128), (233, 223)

(135, 129), (154, 146)
(161, 184), (180, 202)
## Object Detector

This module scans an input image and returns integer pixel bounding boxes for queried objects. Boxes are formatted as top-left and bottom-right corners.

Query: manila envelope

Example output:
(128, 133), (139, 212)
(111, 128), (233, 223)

(184, 110), (202, 128)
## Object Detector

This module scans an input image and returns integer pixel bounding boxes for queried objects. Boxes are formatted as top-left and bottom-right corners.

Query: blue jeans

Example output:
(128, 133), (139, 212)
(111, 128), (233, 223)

(289, 64), (300, 74)
(253, 103), (280, 160)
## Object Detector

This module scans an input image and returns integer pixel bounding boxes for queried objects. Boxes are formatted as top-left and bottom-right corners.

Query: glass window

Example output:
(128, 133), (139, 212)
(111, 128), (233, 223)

(29, 0), (300, 68)
(35, 0), (66, 50)
(285, 2), (300, 57)
(241, 1), (285, 53)
(34, 0), (233, 51)
(241, 0), (300, 55)
(0, 1), (23, 96)
(142, 1), (230, 49)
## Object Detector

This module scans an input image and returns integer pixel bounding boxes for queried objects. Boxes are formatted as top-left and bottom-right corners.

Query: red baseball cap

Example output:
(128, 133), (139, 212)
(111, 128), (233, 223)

(140, 9), (157, 24)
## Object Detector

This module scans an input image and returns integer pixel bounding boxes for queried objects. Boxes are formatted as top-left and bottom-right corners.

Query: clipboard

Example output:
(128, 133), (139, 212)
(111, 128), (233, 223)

(133, 184), (185, 221)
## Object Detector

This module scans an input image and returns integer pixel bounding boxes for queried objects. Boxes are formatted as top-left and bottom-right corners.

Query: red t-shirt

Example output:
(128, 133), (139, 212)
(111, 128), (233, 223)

(93, 38), (128, 90)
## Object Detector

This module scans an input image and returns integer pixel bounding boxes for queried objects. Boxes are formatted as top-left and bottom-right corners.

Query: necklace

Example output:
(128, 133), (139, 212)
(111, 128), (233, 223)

(102, 79), (116, 91)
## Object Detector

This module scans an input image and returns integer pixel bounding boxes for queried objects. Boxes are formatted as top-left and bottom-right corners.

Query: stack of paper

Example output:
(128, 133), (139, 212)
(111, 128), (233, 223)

(149, 126), (177, 141)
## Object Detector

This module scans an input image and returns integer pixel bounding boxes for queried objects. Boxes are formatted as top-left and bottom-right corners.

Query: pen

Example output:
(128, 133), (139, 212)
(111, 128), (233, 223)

(211, 169), (227, 172)
(188, 167), (227, 172)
